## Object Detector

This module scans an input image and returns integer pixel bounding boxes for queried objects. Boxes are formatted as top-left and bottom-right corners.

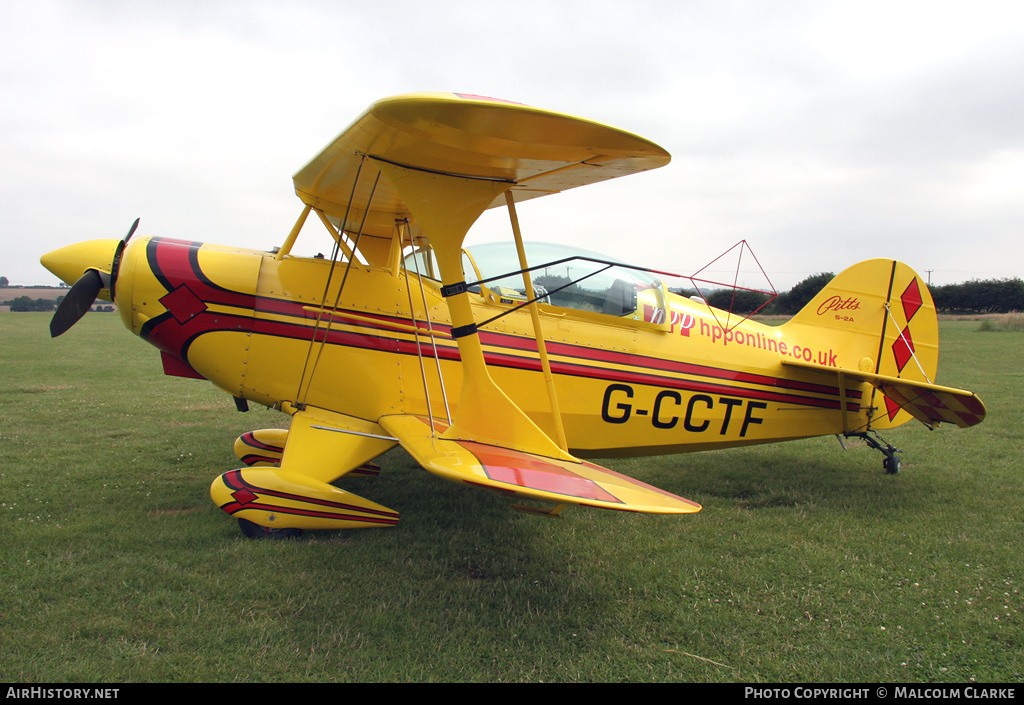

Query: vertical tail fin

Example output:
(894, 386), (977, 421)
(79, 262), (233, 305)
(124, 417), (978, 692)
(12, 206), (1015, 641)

(781, 259), (939, 429)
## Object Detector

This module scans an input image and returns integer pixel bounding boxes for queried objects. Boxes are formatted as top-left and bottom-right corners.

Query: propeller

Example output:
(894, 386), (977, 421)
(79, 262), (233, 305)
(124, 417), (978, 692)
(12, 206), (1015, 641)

(49, 269), (104, 337)
(49, 218), (140, 338)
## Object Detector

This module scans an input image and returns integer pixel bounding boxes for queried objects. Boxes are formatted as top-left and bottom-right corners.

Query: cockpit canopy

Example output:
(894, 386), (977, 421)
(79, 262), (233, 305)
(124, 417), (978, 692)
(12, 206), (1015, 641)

(461, 241), (665, 320)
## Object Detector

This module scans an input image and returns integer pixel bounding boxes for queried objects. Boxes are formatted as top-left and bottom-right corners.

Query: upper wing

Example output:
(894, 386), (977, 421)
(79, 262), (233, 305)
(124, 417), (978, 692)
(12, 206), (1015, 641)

(379, 414), (701, 515)
(782, 359), (986, 429)
(292, 92), (671, 238)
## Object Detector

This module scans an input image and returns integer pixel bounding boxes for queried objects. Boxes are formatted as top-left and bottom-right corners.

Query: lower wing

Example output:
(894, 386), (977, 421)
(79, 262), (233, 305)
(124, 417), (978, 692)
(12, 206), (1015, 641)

(379, 414), (701, 515)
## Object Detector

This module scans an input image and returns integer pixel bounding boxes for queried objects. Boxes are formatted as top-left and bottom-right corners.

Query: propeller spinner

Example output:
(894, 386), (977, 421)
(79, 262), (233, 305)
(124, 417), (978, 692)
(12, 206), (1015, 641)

(43, 219), (140, 337)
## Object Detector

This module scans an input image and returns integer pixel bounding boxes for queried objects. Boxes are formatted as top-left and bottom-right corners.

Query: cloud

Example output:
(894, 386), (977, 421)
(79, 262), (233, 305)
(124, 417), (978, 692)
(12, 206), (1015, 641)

(2, 0), (1022, 289)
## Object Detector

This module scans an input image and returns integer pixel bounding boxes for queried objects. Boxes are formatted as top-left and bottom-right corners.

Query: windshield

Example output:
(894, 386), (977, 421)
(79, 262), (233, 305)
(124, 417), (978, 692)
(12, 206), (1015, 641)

(465, 242), (663, 317)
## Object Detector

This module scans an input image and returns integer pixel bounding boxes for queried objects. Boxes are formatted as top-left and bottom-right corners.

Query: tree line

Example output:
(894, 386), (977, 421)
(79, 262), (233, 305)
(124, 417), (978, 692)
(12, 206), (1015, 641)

(5, 296), (59, 312)
(673, 275), (1024, 315)
(2, 294), (115, 313)
(929, 278), (1024, 314)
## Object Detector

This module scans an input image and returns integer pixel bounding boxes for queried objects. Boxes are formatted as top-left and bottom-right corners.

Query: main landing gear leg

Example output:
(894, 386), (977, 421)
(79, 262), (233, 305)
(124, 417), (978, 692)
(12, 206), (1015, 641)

(842, 432), (902, 474)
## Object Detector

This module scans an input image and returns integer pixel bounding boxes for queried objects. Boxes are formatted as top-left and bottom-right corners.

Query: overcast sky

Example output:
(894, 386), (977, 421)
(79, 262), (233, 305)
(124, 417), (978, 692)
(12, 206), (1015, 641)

(3, 0), (1022, 290)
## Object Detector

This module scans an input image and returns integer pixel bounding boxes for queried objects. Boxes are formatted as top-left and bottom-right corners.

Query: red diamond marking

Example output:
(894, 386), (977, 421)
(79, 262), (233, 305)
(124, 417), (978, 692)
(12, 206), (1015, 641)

(892, 326), (915, 372)
(160, 284), (207, 324)
(884, 395), (902, 421)
(232, 488), (258, 505)
(901, 279), (923, 321)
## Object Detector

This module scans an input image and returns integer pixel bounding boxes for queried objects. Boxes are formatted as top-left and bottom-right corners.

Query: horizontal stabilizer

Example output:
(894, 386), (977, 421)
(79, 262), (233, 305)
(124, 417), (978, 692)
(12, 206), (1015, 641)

(379, 414), (701, 515)
(783, 359), (986, 429)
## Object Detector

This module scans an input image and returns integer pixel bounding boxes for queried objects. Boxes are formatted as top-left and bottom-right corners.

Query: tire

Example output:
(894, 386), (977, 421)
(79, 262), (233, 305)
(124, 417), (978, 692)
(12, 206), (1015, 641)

(238, 518), (303, 540)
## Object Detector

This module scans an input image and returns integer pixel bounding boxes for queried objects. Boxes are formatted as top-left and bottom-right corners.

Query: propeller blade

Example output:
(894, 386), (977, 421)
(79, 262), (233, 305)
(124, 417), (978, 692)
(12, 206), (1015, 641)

(125, 217), (139, 242)
(50, 269), (104, 337)
(109, 218), (139, 301)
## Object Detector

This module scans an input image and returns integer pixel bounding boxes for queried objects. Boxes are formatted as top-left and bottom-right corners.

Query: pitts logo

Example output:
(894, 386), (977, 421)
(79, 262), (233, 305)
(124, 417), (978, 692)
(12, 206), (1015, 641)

(817, 295), (861, 316)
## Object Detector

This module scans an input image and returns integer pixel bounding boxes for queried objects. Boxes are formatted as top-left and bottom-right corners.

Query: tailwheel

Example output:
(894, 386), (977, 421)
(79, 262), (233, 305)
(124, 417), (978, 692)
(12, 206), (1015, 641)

(238, 518), (303, 540)
(844, 431), (902, 475)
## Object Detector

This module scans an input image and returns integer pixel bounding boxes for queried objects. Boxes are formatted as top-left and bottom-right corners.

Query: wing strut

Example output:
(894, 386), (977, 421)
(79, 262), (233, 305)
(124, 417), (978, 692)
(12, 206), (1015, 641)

(398, 219), (453, 431)
(274, 204), (312, 261)
(505, 191), (568, 451)
(296, 162), (381, 406)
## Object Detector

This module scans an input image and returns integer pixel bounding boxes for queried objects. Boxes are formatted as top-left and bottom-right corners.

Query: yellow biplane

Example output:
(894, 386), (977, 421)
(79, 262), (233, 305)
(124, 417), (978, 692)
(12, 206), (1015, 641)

(41, 93), (986, 538)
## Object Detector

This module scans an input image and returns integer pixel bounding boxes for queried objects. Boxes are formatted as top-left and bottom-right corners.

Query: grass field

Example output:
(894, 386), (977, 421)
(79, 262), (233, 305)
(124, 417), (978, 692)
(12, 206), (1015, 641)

(1, 313), (1020, 683)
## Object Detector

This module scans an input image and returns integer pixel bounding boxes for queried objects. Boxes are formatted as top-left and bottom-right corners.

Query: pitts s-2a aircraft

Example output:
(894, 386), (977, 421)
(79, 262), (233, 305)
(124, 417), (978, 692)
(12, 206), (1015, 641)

(42, 93), (986, 538)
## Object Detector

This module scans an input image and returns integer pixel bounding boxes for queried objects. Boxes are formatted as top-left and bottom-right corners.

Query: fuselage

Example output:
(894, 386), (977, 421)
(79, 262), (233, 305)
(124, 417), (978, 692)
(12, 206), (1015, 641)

(110, 234), (863, 458)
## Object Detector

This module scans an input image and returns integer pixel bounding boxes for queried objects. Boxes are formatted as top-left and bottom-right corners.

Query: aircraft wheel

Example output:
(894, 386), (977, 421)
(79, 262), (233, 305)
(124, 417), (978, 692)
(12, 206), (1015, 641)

(238, 518), (303, 540)
(883, 454), (901, 475)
